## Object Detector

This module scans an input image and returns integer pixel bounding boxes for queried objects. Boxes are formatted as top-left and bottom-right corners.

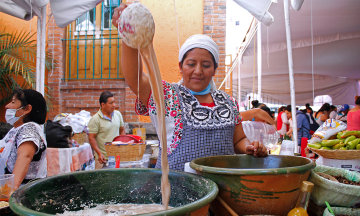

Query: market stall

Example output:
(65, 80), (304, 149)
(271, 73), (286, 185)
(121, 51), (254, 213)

(1, 1), (360, 216)
(235, 0), (360, 106)
(46, 143), (94, 177)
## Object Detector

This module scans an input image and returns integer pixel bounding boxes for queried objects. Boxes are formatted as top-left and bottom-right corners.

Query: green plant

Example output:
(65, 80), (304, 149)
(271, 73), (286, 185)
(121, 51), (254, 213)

(0, 27), (55, 107)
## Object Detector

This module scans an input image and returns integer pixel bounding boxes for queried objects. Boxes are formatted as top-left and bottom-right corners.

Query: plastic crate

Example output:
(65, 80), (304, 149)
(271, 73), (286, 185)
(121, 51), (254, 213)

(119, 154), (151, 168)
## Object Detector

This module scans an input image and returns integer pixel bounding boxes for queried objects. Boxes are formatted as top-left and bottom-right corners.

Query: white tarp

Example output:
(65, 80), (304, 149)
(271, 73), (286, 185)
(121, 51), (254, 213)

(50, 0), (103, 28)
(12, 0), (42, 17)
(0, 0), (48, 20)
(0, 0), (34, 20)
(235, 0), (360, 106)
(232, 0), (274, 27)
(290, 0), (304, 11)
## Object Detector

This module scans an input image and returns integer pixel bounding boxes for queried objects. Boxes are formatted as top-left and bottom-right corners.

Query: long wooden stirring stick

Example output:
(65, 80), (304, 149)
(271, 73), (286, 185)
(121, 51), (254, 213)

(216, 196), (239, 216)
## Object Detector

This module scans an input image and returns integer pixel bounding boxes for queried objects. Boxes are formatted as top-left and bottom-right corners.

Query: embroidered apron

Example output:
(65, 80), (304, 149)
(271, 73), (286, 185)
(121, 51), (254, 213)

(156, 85), (236, 171)
(0, 127), (18, 175)
(0, 123), (47, 177)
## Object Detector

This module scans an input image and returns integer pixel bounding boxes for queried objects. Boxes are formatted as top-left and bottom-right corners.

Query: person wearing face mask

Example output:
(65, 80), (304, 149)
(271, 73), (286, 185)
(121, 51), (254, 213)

(0, 89), (47, 190)
(111, 4), (268, 171)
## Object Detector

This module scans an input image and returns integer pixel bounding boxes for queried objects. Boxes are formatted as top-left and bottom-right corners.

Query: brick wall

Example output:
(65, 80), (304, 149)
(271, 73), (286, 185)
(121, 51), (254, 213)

(47, 9), (64, 120)
(47, 6), (135, 122)
(60, 80), (126, 116)
(203, 0), (226, 91)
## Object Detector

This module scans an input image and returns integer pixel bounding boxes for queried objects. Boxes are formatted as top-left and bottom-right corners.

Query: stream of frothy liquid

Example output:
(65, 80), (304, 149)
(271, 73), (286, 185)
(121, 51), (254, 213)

(139, 43), (170, 209)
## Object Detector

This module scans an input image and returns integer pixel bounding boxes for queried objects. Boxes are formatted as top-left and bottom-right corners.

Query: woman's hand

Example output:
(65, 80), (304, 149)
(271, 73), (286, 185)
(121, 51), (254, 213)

(245, 141), (268, 157)
(111, 3), (128, 28)
(233, 124), (268, 157)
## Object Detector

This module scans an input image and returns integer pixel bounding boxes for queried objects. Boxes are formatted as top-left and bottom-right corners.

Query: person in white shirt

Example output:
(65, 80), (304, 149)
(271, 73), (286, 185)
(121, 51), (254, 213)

(278, 111), (289, 136)
(286, 117), (293, 138)
(329, 105), (338, 119)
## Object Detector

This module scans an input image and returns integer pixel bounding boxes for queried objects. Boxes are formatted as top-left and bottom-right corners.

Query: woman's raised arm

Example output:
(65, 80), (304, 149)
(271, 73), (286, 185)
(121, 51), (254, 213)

(112, 4), (151, 104)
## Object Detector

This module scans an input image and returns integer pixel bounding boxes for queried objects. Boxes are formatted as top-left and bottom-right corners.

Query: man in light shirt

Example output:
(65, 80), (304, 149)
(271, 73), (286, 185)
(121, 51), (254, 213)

(88, 91), (125, 169)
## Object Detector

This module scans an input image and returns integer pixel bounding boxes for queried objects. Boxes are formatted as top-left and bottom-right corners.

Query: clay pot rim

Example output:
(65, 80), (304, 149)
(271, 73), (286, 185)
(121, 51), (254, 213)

(190, 154), (315, 175)
(9, 169), (219, 216)
(309, 169), (360, 194)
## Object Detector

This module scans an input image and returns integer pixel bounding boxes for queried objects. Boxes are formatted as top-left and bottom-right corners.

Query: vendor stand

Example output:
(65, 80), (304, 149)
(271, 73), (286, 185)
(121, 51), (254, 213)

(303, 119), (360, 215)
(46, 143), (94, 177)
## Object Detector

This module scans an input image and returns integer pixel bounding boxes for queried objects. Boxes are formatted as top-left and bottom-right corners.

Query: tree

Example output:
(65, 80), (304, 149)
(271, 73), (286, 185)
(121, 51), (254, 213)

(0, 27), (55, 107)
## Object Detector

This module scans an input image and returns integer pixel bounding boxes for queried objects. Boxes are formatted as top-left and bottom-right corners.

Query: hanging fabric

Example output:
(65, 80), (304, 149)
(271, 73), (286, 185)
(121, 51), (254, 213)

(232, 0), (274, 26)
(50, 0), (102, 28)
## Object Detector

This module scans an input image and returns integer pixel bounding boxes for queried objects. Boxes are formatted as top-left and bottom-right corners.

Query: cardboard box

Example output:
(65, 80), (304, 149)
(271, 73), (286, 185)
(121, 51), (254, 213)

(316, 156), (360, 172)
(133, 128), (146, 141)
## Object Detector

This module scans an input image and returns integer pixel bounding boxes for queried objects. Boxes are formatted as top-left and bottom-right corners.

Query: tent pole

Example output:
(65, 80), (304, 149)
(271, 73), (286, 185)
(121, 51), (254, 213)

(257, 23), (262, 103)
(36, 16), (41, 92)
(39, 5), (47, 96)
(237, 55), (241, 106)
(284, 0), (299, 153)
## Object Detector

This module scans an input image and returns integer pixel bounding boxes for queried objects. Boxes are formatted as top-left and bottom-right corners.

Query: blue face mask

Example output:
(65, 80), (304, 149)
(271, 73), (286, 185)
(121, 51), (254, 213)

(189, 84), (211, 96)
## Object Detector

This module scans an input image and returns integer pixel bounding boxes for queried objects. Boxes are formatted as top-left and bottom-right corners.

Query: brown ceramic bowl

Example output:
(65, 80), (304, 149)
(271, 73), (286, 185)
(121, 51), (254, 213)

(190, 154), (315, 216)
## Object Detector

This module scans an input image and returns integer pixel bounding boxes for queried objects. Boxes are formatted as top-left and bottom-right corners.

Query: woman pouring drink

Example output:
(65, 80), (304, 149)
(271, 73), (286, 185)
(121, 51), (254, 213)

(112, 4), (267, 171)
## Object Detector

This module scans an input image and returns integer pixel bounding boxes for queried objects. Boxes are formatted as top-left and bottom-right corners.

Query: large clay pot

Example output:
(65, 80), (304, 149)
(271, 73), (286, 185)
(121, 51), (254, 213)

(190, 155), (315, 216)
(9, 169), (218, 216)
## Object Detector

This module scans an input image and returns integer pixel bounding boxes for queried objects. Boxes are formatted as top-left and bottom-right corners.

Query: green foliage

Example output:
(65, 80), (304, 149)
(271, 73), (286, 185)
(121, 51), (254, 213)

(0, 26), (56, 107)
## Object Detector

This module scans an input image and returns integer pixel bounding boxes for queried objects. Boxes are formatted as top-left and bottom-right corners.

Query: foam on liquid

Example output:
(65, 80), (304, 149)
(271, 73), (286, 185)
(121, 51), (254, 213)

(59, 203), (172, 216)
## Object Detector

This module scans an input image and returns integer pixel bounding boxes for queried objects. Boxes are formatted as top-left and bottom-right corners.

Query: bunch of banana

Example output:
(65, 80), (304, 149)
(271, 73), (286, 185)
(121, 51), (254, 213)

(308, 131), (360, 150)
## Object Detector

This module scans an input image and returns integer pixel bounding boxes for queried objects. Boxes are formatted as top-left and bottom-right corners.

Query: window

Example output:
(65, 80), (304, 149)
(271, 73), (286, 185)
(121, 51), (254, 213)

(102, 0), (119, 29)
(65, 0), (123, 80)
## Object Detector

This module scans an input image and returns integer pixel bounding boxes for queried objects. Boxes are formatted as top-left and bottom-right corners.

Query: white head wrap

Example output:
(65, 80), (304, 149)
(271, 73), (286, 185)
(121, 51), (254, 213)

(177, 34), (219, 92)
(178, 34), (219, 64)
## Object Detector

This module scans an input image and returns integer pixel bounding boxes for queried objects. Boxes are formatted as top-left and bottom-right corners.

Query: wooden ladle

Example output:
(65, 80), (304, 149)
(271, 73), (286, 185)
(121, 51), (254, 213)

(316, 172), (339, 182)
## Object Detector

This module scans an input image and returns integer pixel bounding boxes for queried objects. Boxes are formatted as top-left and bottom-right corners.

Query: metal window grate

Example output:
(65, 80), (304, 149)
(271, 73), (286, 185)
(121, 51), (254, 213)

(63, 0), (124, 81)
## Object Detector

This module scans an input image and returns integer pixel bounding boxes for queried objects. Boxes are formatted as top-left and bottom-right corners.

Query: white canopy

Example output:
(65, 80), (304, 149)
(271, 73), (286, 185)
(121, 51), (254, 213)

(50, 0), (103, 28)
(232, 0), (274, 27)
(0, 0), (37, 20)
(237, 0), (360, 106)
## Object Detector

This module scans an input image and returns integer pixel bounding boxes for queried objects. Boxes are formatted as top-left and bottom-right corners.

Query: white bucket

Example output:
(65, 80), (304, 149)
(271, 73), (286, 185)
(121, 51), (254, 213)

(146, 140), (159, 158)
